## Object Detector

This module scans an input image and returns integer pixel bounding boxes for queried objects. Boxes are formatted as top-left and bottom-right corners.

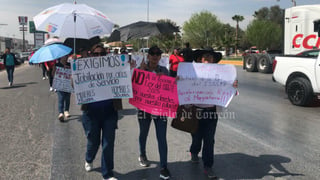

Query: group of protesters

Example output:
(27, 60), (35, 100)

(28, 40), (237, 180)
(75, 42), (237, 180)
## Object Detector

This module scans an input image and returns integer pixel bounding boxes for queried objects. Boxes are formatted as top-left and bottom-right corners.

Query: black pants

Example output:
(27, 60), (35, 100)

(48, 68), (53, 87)
(41, 63), (47, 77)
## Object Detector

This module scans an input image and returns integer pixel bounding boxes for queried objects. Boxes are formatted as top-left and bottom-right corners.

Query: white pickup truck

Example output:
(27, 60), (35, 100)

(272, 51), (320, 106)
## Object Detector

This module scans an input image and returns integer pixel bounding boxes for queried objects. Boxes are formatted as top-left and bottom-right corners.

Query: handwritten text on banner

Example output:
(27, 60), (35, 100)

(177, 63), (237, 107)
(53, 66), (74, 93)
(129, 69), (179, 117)
(71, 54), (133, 104)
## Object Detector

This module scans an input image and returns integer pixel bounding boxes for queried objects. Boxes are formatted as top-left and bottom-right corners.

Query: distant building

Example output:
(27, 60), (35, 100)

(0, 36), (31, 53)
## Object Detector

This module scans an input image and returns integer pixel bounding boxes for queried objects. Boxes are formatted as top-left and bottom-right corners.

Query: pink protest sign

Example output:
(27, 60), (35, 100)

(129, 69), (179, 117)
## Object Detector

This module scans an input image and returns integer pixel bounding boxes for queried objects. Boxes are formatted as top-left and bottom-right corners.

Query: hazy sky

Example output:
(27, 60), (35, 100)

(0, 0), (319, 43)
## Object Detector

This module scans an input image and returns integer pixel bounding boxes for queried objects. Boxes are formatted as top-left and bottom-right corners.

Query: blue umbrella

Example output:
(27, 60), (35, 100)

(29, 43), (72, 63)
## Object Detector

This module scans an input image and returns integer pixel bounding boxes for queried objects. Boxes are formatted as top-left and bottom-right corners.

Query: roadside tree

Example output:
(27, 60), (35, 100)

(232, 15), (244, 56)
(182, 10), (224, 48)
(246, 20), (282, 50)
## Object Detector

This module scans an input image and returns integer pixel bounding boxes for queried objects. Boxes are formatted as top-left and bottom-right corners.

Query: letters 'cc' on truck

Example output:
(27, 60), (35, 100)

(272, 17), (320, 106)
(243, 5), (320, 74)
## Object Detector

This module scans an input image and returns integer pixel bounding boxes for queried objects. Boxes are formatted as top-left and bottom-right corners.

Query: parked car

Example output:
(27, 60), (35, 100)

(139, 48), (149, 53)
(272, 50), (320, 106)
(0, 59), (4, 70)
(15, 52), (31, 64)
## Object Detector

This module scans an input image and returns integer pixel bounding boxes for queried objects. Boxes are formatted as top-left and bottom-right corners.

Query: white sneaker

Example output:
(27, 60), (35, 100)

(49, 87), (53, 91)
(103, 177), (118, 180)
(42, 77), (46, 80)
(64, 111), (70, 118)
(85, 161), (93, 172)
(58, 113), (64, 122)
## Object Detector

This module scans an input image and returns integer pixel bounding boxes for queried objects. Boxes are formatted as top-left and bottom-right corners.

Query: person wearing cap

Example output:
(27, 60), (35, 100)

(169, 47), (184, 77)
(136, 45), (171, 180)
(187, 48), (238, 179)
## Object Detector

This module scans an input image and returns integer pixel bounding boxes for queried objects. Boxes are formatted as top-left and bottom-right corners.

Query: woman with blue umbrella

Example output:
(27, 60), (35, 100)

(29, 43), (73, 91)
(29, 43), (72, 64)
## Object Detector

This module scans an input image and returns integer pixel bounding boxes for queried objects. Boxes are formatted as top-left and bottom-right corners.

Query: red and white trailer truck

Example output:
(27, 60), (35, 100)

(243, 5), (320, 73)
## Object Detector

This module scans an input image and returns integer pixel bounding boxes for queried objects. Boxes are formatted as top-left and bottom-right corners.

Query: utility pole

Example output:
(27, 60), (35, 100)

(147, 0), (149, 22)
(22, 24), (26, 51)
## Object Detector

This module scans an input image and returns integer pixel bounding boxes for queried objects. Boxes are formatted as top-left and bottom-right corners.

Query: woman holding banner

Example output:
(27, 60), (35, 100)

(52, 54), (72, 122)
(81, 44), (119, 180)
(187, 48), (238, 179)
(136, 45), (171, 180)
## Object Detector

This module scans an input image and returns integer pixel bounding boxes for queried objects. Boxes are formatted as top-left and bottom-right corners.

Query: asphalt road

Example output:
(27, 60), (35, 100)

(0, 64), (319, 180)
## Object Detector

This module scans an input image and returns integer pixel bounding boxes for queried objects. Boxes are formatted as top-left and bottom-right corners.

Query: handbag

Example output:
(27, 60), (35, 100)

(171, 105), (198, 133)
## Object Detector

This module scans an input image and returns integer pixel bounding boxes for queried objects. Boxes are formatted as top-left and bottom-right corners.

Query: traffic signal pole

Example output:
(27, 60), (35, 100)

(22, 24), (25, 51)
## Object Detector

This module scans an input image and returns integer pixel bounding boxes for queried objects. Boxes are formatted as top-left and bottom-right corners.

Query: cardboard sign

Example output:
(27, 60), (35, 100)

(177, 62), (237, 107)
(129, 69), (179, 117)
(52, 66), (74, 93)
(71, 54), (133, 104)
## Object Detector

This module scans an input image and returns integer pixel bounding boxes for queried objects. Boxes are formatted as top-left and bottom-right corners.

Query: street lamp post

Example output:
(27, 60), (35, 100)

(147, 0), (149, 22)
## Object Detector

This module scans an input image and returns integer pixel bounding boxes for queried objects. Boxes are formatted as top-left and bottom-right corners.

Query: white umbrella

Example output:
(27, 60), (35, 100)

(34, 2), (114, 53)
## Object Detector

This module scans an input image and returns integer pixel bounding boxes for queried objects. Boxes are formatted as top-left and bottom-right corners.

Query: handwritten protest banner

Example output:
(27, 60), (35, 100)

(129, 69), (179, 117)
(177, 62), (237, 107)
(71, 54), (132, 104)
(52, 66), (74, 93)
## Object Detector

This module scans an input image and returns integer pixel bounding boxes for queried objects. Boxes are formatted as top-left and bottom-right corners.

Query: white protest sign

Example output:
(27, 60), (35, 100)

(131, 54), (169, 70)
(71, 54), (133, 104)
(177, 62), (237, 107)
(52, 66), (74, 93)
(159, 55), (169, 69)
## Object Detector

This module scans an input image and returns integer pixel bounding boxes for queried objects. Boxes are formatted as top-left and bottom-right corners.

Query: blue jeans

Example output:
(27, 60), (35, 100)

(138, 110), (168, 168)
(57, 91), (71, 113)
(6, 66), (14, 83)
(82, 105), (118, 179)
(190, 108), (218, 168)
